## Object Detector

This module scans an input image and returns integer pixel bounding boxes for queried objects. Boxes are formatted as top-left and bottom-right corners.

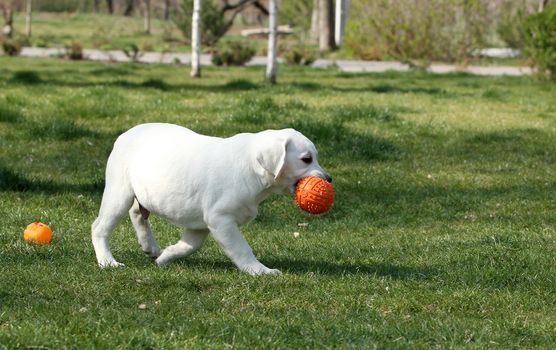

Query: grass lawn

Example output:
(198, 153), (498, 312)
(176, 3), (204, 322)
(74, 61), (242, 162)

(12, 12), (186, 52)
(1, 56), (555, 348)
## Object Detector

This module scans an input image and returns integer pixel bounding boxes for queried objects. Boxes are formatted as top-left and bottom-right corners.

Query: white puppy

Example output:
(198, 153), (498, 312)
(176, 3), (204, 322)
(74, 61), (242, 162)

(92, 123), (331, 275)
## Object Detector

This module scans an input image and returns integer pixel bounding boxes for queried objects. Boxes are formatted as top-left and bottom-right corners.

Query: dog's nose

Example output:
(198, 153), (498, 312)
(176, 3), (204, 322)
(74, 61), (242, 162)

(325, 174), (332, 183)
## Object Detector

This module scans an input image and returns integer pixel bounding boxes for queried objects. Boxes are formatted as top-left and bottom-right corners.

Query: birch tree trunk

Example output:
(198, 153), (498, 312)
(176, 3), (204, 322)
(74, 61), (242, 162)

(25, 0), (32, 37)
(318, 0), (334, 51)
(334, 0), (346, 47)
(266, 0), (278, 84)
(191, 0), (202, 78)
(310, 0), (319, 42)
(143, 0), (151, 34)
(2, 5), (13, 38)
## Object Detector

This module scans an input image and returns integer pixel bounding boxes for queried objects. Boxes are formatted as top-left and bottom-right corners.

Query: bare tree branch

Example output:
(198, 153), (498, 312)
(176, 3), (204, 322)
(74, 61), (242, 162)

(221, 0), (257, 12)
(252, 1), (268, 16)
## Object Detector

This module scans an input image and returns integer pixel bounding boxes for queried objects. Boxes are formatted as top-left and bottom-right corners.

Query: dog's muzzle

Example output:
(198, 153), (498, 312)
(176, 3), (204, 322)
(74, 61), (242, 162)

(294, 174), (332, 189)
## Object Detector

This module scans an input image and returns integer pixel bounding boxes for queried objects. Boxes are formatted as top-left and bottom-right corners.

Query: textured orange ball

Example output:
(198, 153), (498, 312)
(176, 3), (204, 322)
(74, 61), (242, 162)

(295, 176), (335, 214)
(23, 222), (52, 245)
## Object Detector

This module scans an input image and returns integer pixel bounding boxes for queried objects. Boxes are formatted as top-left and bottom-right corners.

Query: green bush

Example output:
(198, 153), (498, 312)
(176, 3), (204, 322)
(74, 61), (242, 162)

(281, 41), (317, 66)
(211, 38), (255, 66)
(278, 0), (313, 32)
(36, 0), (83, 12)
(523, 5), (556, 80)
(1, 38), (22, 56)
(496, 1), (533, 49)
(65, 40), (83, 60)
(344, 0), (490, 64)
(175, 0), (229, 47)
(122, 43), (143, 62)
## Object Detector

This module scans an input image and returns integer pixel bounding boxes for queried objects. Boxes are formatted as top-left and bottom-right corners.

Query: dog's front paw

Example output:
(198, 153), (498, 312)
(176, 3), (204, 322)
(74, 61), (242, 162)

(143, 247), (161, 260)
(264, 268), (282, 276)
(98, 259), (125, 268)
(242, 263), (282, 276)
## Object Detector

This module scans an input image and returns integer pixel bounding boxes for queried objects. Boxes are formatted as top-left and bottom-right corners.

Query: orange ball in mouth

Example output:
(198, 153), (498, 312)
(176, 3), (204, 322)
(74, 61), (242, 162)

(294, 176), (335, 214)
(23, 222), (52, 245)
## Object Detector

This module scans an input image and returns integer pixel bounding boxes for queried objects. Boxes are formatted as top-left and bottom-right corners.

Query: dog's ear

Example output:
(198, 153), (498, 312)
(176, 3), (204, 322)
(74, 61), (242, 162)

(256, 134), (289, 181)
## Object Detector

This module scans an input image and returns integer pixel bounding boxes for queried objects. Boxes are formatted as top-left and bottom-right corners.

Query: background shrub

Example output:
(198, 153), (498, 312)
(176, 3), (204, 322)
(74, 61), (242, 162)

(35, 0), (83, 12)
(523, 4), (556, 80)
(281, 40), (317, 66)
(1, 37), (22, 56)
(278, 0), (313, 32)
(496, 1), (536, 49)
(122, 43), (143, 62)
(65, 40), (83, 60)
(344, 0), (491, 64)
(211, 38), (255, 66)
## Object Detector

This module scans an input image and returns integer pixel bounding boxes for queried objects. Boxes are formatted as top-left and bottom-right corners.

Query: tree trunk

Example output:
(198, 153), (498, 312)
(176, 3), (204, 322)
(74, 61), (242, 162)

(310, 0), (319, 42)
(164, 0), (170, 20)
(106, 0), (114, 14)
(191, 0), (202, 78)
(124, 0), (134, 16)
(266, 0), (278, 84)
(144, 0), (151, 34)
(334, 0), (346, 47)
(25, 0), (32, 37)
(318, 0), (335, 51)
(538, 0), (548, 12)
(2, 5), (13, 38)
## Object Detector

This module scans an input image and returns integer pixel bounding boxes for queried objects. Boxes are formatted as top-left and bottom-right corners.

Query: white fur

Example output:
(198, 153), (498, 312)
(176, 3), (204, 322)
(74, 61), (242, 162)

(92, 123), (330, 275)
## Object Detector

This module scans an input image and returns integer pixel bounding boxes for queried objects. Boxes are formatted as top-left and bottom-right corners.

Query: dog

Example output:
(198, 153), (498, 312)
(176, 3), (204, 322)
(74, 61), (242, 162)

(92, 123), (332, 275)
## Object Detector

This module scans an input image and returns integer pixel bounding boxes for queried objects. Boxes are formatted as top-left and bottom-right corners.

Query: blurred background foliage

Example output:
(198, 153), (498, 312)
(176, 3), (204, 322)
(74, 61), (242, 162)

(1, 0), (555, 77)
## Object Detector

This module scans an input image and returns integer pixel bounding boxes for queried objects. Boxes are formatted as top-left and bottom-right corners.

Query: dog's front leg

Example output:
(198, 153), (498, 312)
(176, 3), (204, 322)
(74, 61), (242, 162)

(208, 217), (281, 276)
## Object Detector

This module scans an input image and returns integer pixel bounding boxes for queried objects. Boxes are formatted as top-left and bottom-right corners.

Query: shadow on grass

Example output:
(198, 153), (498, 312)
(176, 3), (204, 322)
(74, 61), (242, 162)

(0, 165), (103, 194)
(275, 259), (437, 279)
(6, 69), (448, 97)
(367, 83), (449, 96)
(286, 78), (450, 96)
(291, 119), (399, 162)
(289, 82), (322, 91)
(0, 104), (25, 123)
(8, 70), (43, 84)
(26, 119), (103, 141)
(212, 96), (402, 162)
(7, 70), (261, 93)
(447, 128), (555, 164)
(168, 256), (437, 279)
(328, 173), (555, 227)
(89, 66), (136, 77)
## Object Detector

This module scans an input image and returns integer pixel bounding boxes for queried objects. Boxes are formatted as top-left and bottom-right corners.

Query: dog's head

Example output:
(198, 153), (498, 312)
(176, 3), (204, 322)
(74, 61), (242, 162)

(255, 128), (332, 193)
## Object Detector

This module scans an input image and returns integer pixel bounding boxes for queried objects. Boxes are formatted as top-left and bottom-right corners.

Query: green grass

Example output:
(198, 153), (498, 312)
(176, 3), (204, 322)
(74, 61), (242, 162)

(1, 56), (555, 348)
(12, 12), (186, 52)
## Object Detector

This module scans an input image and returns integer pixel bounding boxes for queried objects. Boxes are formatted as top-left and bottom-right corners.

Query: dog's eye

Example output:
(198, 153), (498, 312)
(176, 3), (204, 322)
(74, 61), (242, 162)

(301, 156), (313, 164)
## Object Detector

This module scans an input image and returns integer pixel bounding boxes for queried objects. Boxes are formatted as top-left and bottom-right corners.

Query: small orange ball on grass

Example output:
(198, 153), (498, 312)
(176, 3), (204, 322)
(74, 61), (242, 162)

(23, 222), (52, 245)
(294, 176), (335, 215)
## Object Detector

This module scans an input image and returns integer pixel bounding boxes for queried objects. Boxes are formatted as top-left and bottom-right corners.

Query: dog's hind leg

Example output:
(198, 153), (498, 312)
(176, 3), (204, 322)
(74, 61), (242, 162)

(155, 229), (209, 266)
(129, 199), (161, 259)
(92, 178), (134, 268)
